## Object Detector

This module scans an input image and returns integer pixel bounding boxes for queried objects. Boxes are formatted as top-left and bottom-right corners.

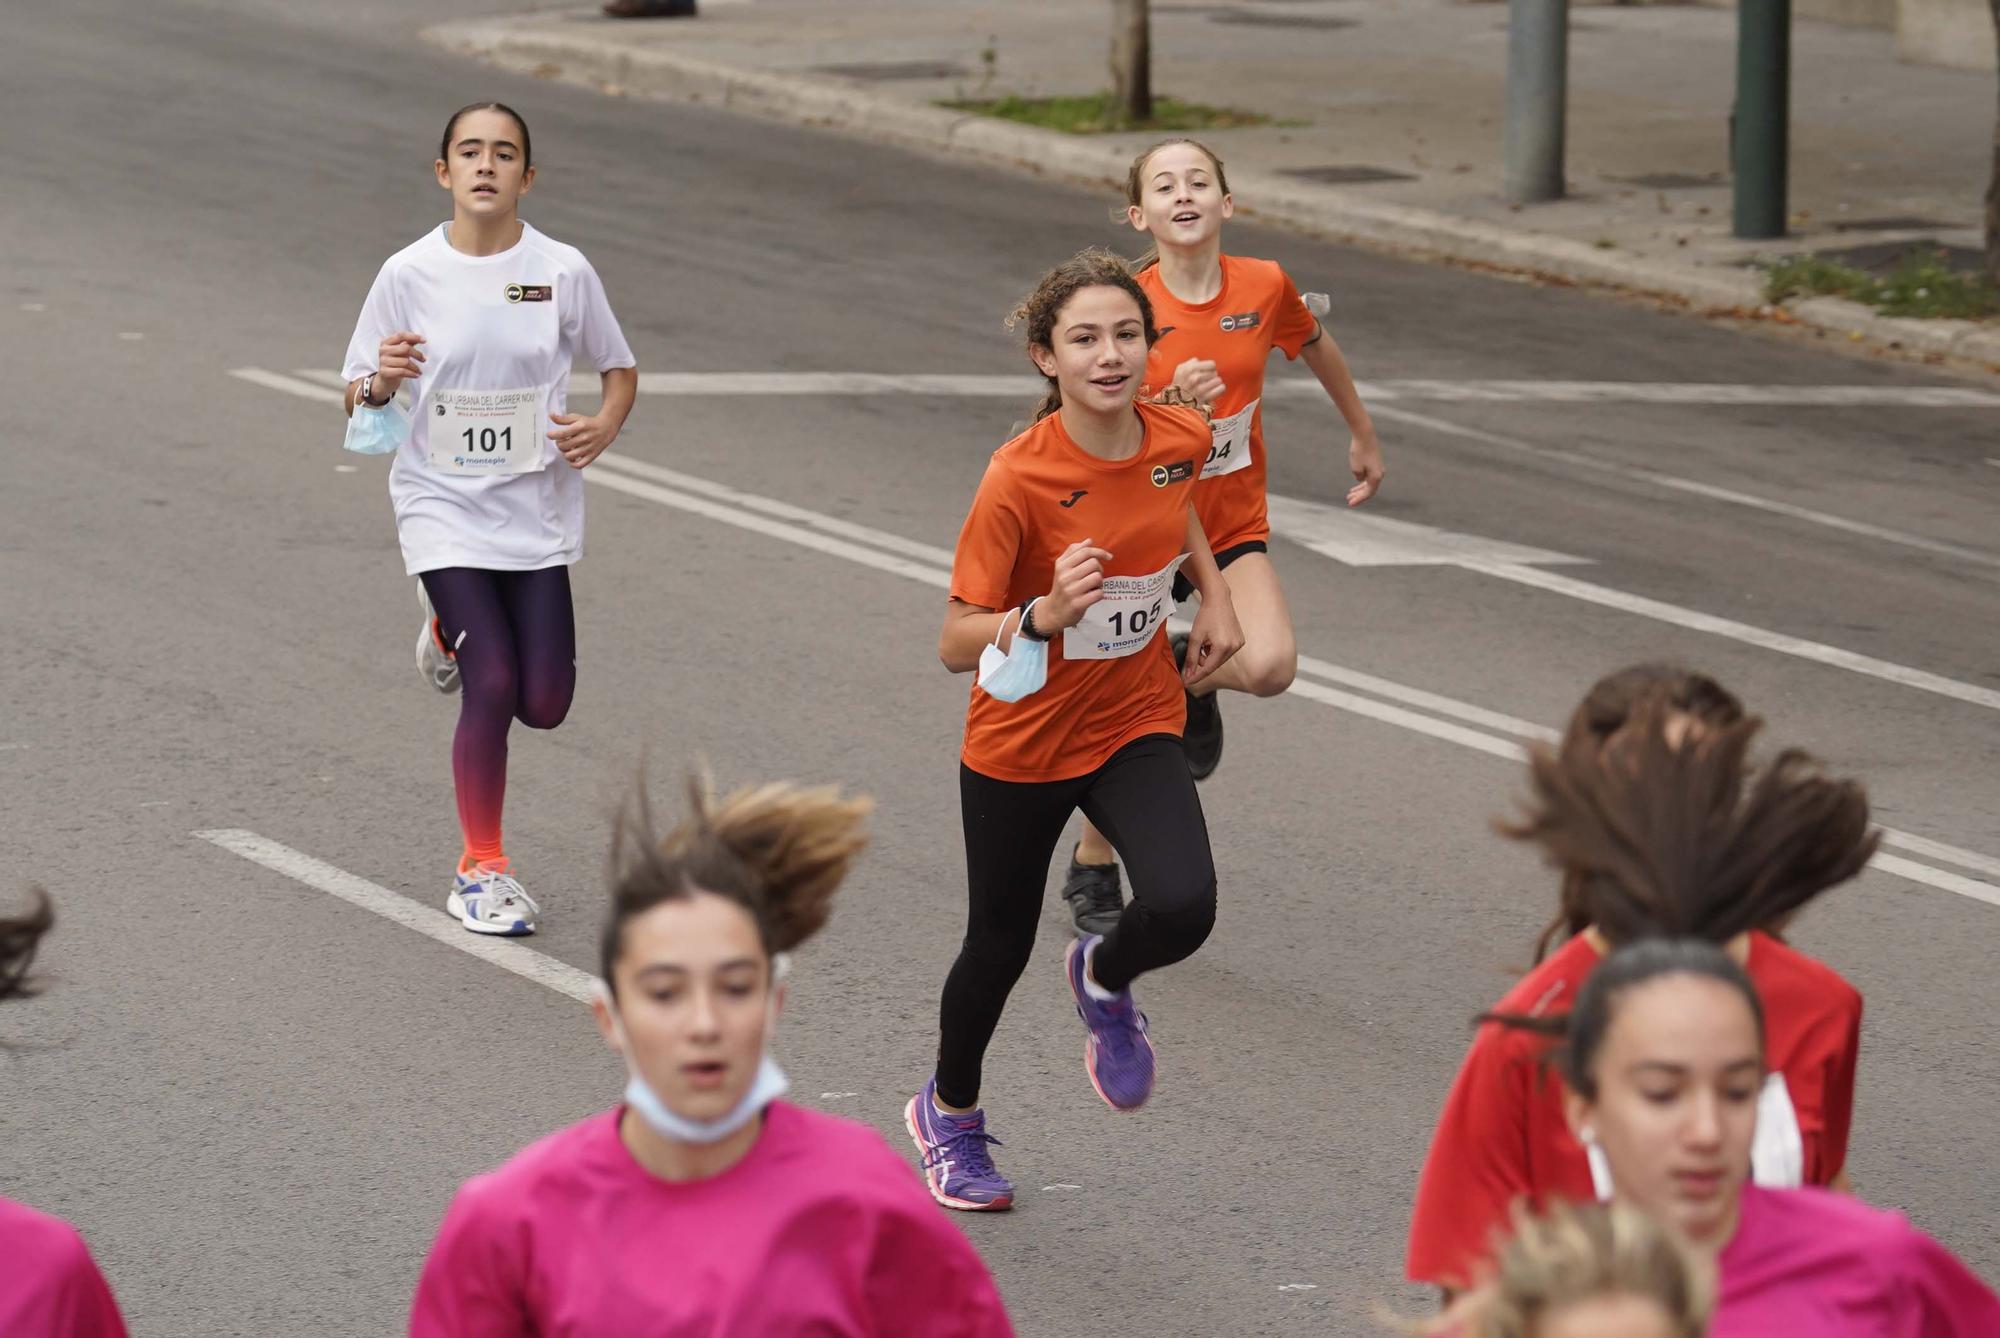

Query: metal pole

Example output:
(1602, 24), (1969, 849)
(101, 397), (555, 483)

(1503, 0), (1567, 204)
(1733, 0), (1790, 239)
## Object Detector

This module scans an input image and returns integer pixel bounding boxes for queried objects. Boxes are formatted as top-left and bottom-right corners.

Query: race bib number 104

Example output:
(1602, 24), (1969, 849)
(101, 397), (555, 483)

(427, 387), (546, 477)
(1201, 398), (1258, 480)
(1062, 554), (1189, 661)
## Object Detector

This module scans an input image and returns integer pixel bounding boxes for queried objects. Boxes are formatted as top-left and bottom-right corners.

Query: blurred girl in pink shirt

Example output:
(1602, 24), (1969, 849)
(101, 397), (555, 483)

(410, 777), (1014, 1337)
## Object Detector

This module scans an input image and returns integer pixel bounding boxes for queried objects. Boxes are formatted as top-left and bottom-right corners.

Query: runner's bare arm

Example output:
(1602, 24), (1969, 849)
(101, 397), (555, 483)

(938, 541), (1110, 671)
(549, 366), (639, 470)
(1178, 507), (1243, 687)
(346, 331), (428, 417)
(1298, 325), (1386, 506)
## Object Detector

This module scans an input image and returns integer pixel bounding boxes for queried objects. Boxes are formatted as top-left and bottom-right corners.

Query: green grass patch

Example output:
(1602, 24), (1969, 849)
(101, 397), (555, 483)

(1764, 249), (2000, 321)
(939, 91), (1274, 135)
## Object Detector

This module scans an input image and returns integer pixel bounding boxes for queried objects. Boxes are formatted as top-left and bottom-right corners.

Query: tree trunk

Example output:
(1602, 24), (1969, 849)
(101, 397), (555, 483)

(1987, 0), (1999, 283)
(1111, 0), (1153, 125)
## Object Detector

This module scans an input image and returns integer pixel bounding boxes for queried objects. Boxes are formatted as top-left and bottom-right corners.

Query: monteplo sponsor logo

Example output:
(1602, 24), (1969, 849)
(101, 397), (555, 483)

(504, 284), (553, 303)
(1218, 311), (1261, 332)
(1150, 460), (1196, 487)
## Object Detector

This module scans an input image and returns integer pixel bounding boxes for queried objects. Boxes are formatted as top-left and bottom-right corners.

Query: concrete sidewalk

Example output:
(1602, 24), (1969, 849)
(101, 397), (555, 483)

(423, 0), (2000, 370)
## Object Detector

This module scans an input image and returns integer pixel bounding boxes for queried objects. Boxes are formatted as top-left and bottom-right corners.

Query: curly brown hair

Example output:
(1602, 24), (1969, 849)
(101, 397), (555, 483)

(600, 773), (872, 990)
(1007, 248), (1160, 424)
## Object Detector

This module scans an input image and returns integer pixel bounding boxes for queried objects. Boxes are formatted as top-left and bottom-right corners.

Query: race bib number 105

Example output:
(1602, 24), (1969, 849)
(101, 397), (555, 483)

(427, 387), (546, 477)
(1062, 554), (1189, 661)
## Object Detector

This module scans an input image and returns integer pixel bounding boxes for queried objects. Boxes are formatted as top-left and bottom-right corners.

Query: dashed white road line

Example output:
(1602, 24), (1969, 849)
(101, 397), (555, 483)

(195, 829), (596, 1002)
(231, 367), (346, 404)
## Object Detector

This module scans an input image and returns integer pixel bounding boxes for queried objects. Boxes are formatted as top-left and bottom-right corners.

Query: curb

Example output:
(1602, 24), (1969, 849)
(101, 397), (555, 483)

(422, 14), (2000, 371)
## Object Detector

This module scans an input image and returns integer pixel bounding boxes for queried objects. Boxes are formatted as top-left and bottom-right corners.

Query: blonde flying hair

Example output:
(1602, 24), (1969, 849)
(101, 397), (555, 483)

(599, 772), (872, 989)
(1429, 1202), (1713, 1338)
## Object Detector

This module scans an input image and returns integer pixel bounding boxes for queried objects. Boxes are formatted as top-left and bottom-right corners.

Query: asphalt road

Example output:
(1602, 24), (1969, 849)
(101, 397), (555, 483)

(3, 2), (1997, 1334)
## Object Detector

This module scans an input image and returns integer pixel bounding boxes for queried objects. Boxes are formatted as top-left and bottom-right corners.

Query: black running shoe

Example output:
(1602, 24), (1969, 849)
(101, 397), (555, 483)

(1061, 851), (1125, 938)
(1173, 631), (1224, 780)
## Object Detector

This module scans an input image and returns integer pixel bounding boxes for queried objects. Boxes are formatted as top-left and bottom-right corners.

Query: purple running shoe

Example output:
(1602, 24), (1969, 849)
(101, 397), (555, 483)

(1065, 935), (1156, 1110)
(904, 1077), (1014, 1211)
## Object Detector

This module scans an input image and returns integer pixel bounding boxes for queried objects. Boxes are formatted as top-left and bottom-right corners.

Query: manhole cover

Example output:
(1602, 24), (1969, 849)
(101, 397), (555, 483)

(812, 60), (969, 81)
(1211, 11), (1359, 29)
(1830, 216), (1947, 233)
(1280, 164), (1418, 185)
(1608, 172), (1723, 190)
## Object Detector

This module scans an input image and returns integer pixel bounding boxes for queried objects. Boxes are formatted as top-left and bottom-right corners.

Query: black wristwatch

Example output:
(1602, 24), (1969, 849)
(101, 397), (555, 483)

(1017, 598), (1051, 642)
(360, 373), (391, 408)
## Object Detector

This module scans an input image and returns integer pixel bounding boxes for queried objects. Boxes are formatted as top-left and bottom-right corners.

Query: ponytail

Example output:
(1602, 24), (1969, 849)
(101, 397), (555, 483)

(0, 887), (53, 1002)
(1503, 699), (1876, 952)
(600, 771), (872, 986)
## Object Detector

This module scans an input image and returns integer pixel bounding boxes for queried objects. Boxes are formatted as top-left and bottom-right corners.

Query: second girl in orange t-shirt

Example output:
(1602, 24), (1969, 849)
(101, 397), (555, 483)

(1062, 137), (1388, 937)
(903, 249), (1244, 1211)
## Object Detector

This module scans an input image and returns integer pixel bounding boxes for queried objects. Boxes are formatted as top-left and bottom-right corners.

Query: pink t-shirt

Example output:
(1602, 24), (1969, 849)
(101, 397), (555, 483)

(409, 1101), (1014, 1337)
(1716, 1185), (2000, 1335)
(0, 1197), (129, 1338)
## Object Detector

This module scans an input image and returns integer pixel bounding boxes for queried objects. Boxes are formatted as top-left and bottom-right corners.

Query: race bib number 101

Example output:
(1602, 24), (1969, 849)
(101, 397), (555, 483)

(1062, 554), (1189, 661)
(427, 387), (546, 477)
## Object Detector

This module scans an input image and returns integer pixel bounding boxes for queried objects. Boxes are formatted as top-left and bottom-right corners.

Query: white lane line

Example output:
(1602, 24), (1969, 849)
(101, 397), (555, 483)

(1293, 656), (1559, 743)
(256, 369), (1996, 569)
(585, 465), (952, 589)
(1334, 380), (2000, 409)
(593, 454), (955, 567)
(1465, 560), (2000, 714)
(276, 368), (2000, 409)
(226, 373), (2000, 905)
(194, 829), (595, 1002)
(1368, 403), (2000, 573)
(229, 368), (346, 405)
(1870, 854), (2000, 910)
(1879, 830), (2000, 881)
(1287, 679), (1529, 761)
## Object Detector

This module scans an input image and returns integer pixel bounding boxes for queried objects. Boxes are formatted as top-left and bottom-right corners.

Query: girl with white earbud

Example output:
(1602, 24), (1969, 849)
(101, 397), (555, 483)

(1408, 679), (1874, 1296)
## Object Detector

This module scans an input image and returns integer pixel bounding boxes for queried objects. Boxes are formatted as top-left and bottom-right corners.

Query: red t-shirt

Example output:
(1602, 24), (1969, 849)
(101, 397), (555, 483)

(1136, 255), (1320, 553)
(949, 400), (1208, 782)
(1406, 930), (1862, 1290)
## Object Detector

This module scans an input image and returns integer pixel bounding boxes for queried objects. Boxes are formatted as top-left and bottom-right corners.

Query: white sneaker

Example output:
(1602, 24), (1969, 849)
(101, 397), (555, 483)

(447, 864), (540, 936)
(416, 583), (461, 695)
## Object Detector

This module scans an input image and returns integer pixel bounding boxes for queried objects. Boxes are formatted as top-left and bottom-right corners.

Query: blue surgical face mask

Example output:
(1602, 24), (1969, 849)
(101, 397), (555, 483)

(594, 954), (792, 1146)
(977, 604), (1048, 703)
(342, 397), (410, 456)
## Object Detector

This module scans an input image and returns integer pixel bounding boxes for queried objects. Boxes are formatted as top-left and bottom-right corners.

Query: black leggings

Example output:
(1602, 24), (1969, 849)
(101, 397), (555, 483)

(934, 734), (1217, 1109)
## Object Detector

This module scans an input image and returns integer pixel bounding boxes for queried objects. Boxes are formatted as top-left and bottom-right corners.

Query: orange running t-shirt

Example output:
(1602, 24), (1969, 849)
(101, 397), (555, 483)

(1137, 255), (1320, 553)
(950, 400), (1209, 783)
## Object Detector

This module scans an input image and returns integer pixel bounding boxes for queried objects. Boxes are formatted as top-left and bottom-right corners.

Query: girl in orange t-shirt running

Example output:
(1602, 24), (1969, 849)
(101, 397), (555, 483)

(903, 249), (1243, 1212)
(1061, 137), (1388, 937)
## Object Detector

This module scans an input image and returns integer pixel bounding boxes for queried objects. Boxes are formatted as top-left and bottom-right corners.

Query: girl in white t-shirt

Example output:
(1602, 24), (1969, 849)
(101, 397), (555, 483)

(342, 103), (638, 935)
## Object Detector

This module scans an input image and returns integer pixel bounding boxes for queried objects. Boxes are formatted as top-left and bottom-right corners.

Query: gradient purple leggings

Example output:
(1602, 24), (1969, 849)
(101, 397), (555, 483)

(418, 566), (577, 869)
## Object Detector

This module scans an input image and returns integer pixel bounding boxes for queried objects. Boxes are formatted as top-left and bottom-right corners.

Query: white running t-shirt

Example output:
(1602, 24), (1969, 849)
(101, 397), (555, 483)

(342, 222), (636, 575)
